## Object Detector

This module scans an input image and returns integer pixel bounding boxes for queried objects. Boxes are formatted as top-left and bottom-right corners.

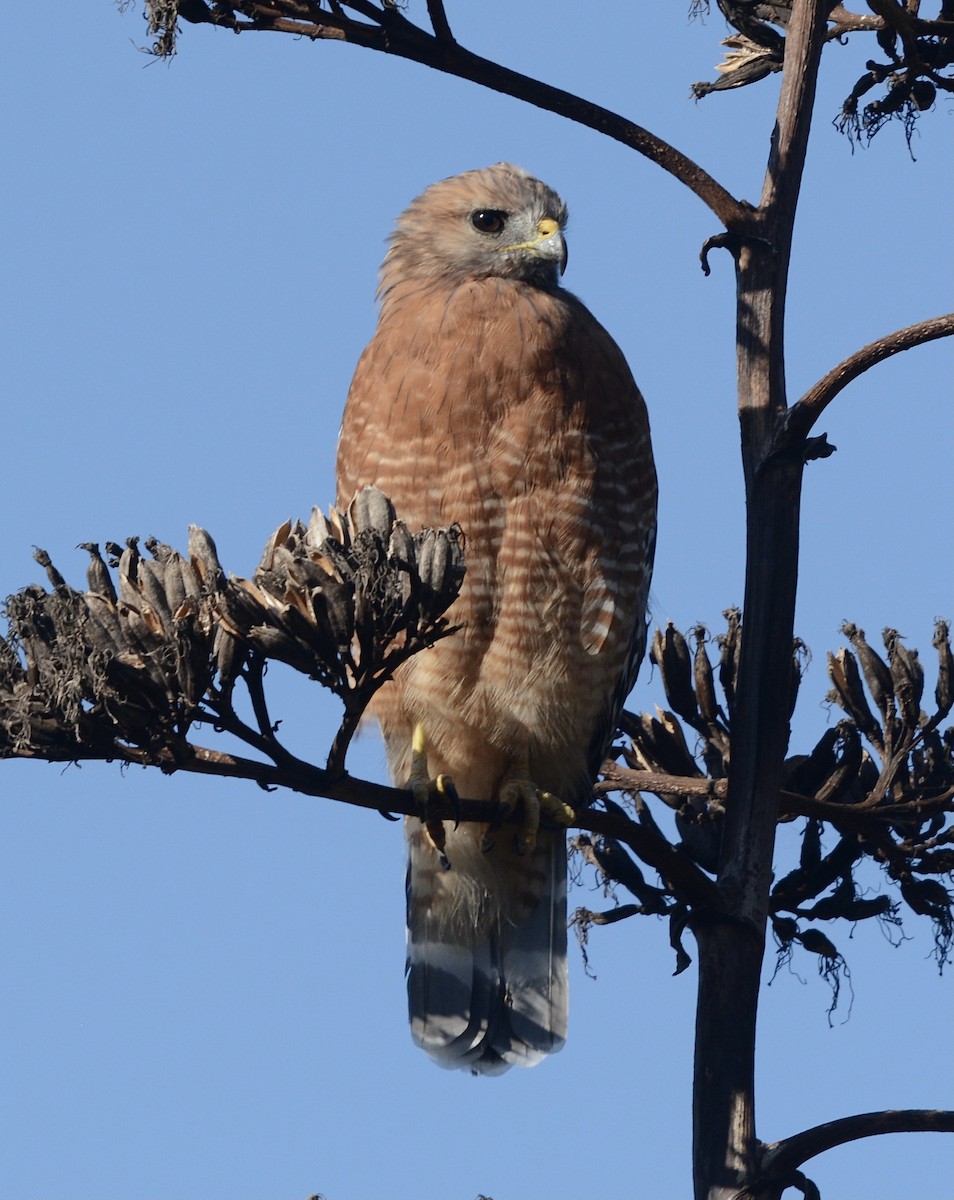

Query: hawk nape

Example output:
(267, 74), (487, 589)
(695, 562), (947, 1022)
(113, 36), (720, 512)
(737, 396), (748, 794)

(336, 163), (657, 1074)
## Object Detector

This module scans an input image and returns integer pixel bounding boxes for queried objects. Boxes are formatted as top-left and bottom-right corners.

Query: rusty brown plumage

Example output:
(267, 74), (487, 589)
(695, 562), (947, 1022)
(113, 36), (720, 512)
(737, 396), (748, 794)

(336, 163), (656, 1073)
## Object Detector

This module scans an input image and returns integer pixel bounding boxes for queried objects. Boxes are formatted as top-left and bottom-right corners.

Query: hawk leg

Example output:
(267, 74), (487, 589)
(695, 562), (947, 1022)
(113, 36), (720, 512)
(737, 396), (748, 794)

(406, 722), (458, 869)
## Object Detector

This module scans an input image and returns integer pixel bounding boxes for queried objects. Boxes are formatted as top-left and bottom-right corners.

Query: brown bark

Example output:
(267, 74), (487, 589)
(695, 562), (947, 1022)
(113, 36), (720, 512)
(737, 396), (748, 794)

(691, 4), (829, 1196)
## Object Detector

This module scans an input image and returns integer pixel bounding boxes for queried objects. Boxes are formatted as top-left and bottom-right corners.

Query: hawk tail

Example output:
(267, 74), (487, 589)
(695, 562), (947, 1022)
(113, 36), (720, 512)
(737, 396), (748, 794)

(405, 827), (568, 1075)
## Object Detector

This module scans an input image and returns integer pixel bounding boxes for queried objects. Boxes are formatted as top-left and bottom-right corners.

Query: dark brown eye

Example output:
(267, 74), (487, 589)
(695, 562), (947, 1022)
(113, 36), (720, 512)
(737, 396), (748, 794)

(471, 209), (507, 234)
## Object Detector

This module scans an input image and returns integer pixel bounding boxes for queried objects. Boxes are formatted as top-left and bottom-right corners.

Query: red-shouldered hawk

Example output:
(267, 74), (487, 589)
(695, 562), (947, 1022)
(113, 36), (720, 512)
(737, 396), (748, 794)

(336, 163), (656, 1074)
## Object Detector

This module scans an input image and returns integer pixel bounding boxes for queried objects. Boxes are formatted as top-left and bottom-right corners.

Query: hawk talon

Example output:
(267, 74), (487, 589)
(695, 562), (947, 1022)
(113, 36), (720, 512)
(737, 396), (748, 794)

(483, 776), (570, 857)
(407, 725), (458, 866)
(436, 772), (462, 830)
(481, 809), (505, 854)
(539, 792), (576, 828)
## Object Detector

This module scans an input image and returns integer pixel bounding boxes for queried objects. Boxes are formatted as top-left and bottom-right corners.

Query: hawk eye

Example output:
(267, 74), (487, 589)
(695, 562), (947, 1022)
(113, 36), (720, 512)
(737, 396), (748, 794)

(471, 209), (507, 234)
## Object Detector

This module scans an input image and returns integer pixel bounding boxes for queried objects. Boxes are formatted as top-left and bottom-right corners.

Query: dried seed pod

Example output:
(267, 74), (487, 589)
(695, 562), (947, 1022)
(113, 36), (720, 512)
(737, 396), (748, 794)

(221, 577), (279, 635)
(116, 595), (160, 658)
(869, 79), (909, 116)
(910, 79), (936, 111)
(914, 850), (954, 875)
(797, 928), (839, 959)
(675, 805), (721, 874)
(718, 608), (742, 717)
(591, 836), (657, 906)
(932, 619), (952, 720)
(851, 750), (881, 803)
(0, 633), (25, 691)
(305, 505), (334, 550)
(656, 707), (702, 777)
(144, 537), (178, 565)
(79, 543), (118, 604)
(803, 873), (854, 921)
(827, 647), (883, 748)
(313, 578), (356, 650)
(386, 521), (417, 615)
(842, 895), (893, 922)
(772, 863), (810, 908)
(245, 623), (321, 676)
(842, 623), (893, 719)
(212, 625), (244, 691)
(172, 616), (201, 708)
(415, 526), (465, 604)
(33, 548), (68, 592)
(816, 722), (862, 805)
(691, 626), (720, 724)
(176, 556), (204, 605)
(188, 525), (226, 588)
(651, 623), (699, 725)
(83, 593), (126, 655)
(875, 24), (898, 59)
(884, 628), (924, 730)
(348, 485), (396, 539)
(116, 539), (143, 610)
(669, 909), (693, 975)
(137, 559), (175, 638)
(785, 726), (838, 800)
(631, 710), (696, 777)
(900, 876), (952, 919)
(621, 737), (653, 773)
(257, 519), (293, 577)
(800, 818), (822, 871)
(771, 916), (799, 945)
(159, 554), (188, 619)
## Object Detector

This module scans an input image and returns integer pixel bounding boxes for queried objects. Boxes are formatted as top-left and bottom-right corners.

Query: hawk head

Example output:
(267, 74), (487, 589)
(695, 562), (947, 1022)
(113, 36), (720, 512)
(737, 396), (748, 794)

(379, 163), (569, 298)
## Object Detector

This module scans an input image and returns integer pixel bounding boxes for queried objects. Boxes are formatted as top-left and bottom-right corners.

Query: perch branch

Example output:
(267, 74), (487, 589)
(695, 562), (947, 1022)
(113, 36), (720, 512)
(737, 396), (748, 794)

(596, 762), (727, 803)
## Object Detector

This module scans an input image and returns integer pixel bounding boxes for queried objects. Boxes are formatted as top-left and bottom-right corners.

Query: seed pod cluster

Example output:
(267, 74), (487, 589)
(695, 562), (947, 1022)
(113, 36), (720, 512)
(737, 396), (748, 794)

(213, 486), (465, 707)
(622, 614), (953, 959)
(833, 18), (952, 146)
(825, 622), (954, 810)
(636, 613), (810, 873)
(644, 621), (731, 780)
(0, 488), (466, 769)
(0, 536), (220, 758)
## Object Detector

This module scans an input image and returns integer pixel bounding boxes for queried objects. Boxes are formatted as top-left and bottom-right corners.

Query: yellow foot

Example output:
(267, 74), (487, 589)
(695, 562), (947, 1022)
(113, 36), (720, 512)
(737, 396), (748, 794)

(483, 775), (575, 856)
(406, 723), (459, 870)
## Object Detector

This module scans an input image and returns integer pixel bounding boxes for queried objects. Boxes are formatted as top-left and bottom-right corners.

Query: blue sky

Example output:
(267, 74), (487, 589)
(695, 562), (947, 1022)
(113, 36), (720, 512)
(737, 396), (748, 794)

(1, 4), (951, 1198)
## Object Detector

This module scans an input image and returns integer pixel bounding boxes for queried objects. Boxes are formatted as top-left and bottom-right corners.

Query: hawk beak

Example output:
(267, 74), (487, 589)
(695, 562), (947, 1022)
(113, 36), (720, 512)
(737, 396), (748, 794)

(536, 217), (568, 275)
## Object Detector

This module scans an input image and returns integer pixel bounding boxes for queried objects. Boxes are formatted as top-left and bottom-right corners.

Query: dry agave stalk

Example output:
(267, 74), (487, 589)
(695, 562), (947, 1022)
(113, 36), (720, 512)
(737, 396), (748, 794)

(0, 487), (464, 778)
(583, 612), (954, 979)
